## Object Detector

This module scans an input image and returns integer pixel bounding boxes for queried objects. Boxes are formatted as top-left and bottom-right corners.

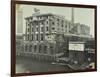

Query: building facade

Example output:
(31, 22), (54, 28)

(19, 10), (92, 61)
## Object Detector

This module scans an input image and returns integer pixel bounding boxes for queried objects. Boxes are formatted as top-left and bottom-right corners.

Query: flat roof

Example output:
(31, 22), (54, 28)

(25, 13), (65, 19)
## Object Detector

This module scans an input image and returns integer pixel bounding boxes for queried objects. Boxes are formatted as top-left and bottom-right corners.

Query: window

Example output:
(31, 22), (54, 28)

(44, 46), (47, 52)
(52, 22), (54, 25)
(39, 45), (42, 53)
(27, 34), (29, 40)
(34, 45), (37, 52)
(52, 27), (55, 30)
(36, 27), (38, 32)
(47, 21), (48, 24)
(29, 45), (32, 52)
(27, 28), (29, 32)
(41, 21), (44, 25)
(46, 16), (48, 19)
(50, 46), (54, 54)
(36, 34), (38, 41)
(39, 45), (41, 50)
(41, 27), (44, 32)
(62, 24), (64, 27)
(34, 21), (38, 25)
(32, 34), (34, 40)
(62, 20), (64, 23)
(44, 46), (47, 54)
(65, 25), (67, 28)
(37, 16), (39, 19)
(57, 19), (59, 26)
(41, 34), (43, 41)
(57, 19), (59, 21)
(46, 26), (49, 31)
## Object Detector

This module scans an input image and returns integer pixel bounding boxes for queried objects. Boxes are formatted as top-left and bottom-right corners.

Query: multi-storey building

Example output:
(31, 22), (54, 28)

(21, 9), (92, 61)
(23, 13), (68, 60)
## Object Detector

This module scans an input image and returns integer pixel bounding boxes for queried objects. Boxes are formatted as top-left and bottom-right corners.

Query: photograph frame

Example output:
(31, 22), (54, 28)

(11, 0), (97, 77)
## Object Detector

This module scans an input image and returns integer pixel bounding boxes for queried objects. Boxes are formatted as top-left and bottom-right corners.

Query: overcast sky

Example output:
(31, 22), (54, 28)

(16, 4), (95, 37)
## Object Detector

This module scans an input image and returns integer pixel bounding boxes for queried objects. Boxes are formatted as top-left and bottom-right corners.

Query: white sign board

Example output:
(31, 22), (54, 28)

(69, 43), (84, 51)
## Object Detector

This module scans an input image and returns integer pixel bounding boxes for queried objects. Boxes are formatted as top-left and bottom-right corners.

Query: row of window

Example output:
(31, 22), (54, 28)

(27, 20), (65, 27)
(26, 34), (44, 41)
(23, 44), (54, 54)
(24, 45), (48, 53)
(27, 26), (69, 34)
(27, 20), (66, 31)
(27, 26), (49, 32)
(27, 27), (68, 33)
(27, 20), (49, 26)
(26, 20), (70, 34)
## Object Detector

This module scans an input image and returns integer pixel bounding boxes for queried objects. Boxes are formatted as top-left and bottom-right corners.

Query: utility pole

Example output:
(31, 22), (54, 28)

(71, 7), (74, 27)
(67, 8), (75, 57)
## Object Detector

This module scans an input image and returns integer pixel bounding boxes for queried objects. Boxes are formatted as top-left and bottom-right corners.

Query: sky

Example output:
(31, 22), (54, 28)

(16, 4), (95, 37)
